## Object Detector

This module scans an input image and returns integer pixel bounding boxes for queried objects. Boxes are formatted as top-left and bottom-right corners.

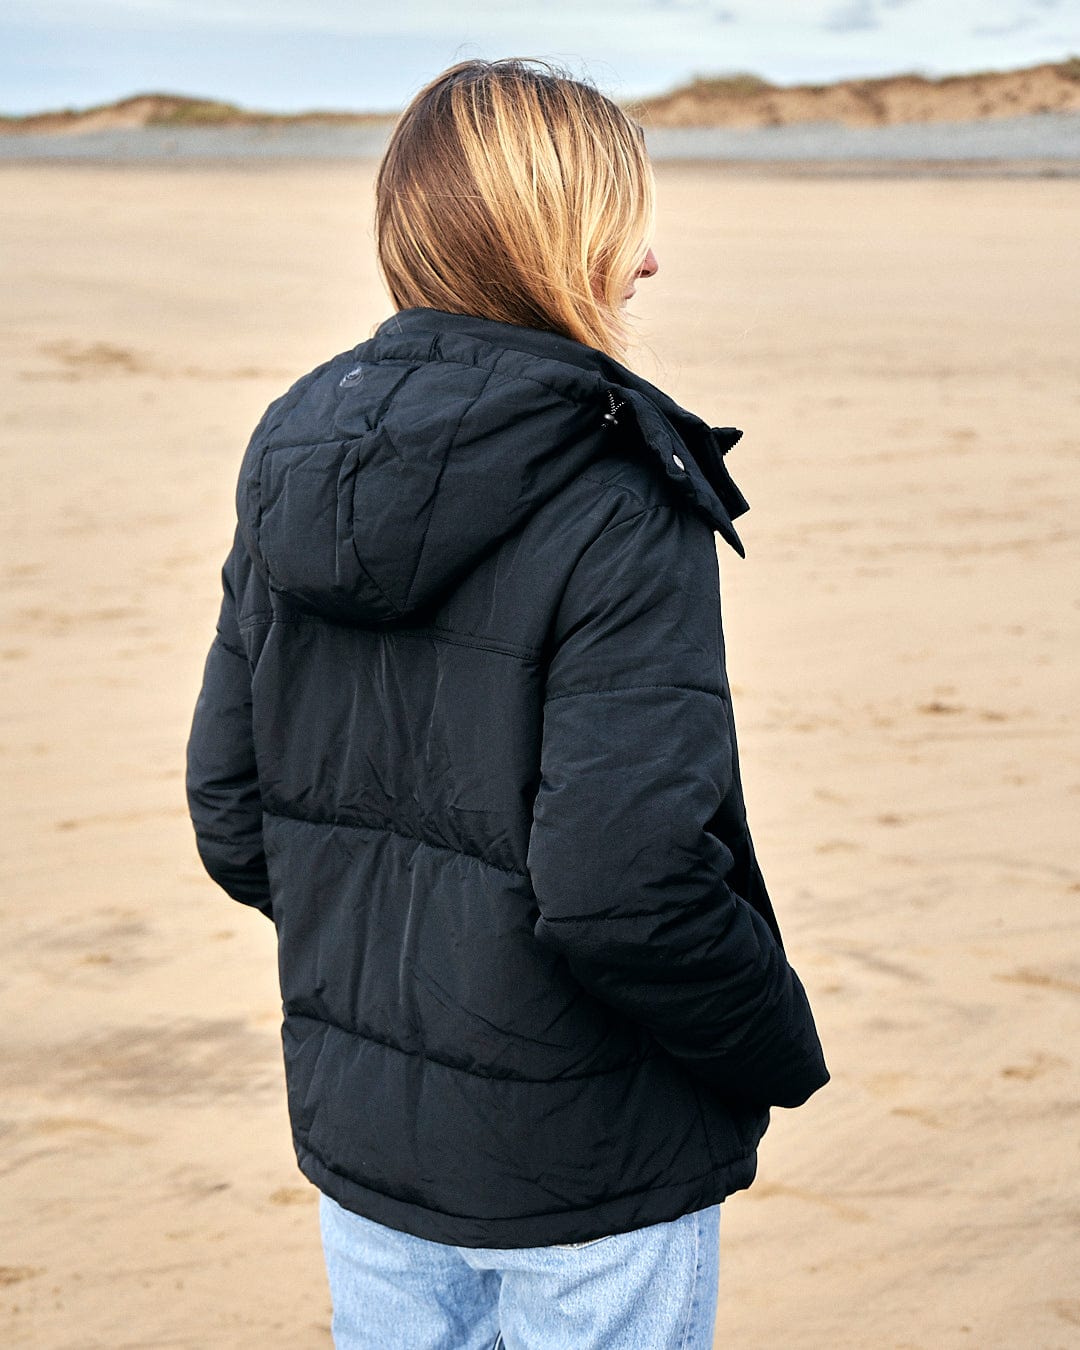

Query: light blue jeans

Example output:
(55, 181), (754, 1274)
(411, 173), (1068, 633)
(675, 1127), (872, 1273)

(318, 1192), (720, 1349)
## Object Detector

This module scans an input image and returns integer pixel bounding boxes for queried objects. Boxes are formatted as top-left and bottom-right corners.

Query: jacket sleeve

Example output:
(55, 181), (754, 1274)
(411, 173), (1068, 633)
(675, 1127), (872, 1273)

(185, 530), (273, 919)
(526, 503), (829, 1108)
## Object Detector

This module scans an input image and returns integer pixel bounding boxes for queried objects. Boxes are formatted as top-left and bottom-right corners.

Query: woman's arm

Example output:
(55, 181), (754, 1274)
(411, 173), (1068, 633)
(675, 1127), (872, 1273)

(185, 528), (273, 919)
(527, 502), (829, 1109)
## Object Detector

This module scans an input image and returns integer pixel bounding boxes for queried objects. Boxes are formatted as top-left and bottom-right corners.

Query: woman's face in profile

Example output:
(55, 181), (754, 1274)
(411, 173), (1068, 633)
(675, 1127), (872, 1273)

(622, 247), (659, 306)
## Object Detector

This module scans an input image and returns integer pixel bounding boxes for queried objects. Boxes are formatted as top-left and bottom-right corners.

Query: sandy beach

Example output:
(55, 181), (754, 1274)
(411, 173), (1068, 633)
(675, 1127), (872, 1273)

(1, 161), (1077, 1348)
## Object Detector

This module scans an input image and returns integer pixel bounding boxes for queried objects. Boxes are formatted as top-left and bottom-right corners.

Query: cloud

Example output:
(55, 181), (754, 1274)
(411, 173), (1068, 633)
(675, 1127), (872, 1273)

(970, 15), (1038, 37)
(646, 0), (737, 18)
(821, 1), (880, 33)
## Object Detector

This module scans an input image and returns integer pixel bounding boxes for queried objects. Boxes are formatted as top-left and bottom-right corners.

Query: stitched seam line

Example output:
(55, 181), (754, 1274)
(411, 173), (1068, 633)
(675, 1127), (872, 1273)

(373, 346), (598, 405)
(297, 1132), (736, 1225)
(545, 504), (674, 616)
(214, 633), (247, 661)
(595, 503), (672, 532)
(536, 901), (719, 926)
(236, 613), (541, 662)
(333, 448), (404, 620)
(576, 472), (654, 508)
(254, 434), (359, 458)
(236, 614), (276, 633)
(344, 556), (401, 620)
(262, 358), (336, 441)
(336, 441), (409, 623)
(403, 364), (496, 613)
(678, 1210), (702, 1350)
(689, 1078), (720, 1176)
(246, 362), (345, 564)
(423, 626), (541, 660)
(195, 827), (264, 847)
(254, 358), (594, 459)
(545, 681), (724, 703)
(288, 1011), (656, 1084)
(262, 805), (526, 879)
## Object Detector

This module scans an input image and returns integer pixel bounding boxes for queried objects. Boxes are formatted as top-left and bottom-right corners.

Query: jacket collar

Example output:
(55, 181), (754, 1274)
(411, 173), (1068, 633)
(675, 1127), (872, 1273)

(375, 308), (750, 557)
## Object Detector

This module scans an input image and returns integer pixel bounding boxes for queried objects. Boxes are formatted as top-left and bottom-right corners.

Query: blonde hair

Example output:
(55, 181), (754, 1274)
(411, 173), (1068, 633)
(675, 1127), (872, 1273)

(374, 58), (655, 359)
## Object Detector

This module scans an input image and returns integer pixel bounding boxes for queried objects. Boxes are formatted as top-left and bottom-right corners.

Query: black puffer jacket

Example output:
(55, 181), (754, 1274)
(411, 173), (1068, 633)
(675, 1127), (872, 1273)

(186, 306), (829, 1248)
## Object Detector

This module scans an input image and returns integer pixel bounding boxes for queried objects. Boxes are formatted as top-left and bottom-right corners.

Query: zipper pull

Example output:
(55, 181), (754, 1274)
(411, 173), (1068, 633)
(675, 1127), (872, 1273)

(602, 390), (625, 428)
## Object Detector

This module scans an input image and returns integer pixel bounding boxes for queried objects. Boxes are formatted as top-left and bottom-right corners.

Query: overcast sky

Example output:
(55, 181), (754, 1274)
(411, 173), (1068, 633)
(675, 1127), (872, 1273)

(4, 0), (1079, 114)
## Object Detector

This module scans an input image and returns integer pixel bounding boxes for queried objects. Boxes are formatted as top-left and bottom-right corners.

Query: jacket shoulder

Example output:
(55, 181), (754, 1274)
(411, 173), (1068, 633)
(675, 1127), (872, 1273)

(553, 443), (719, 568)
(576, 450), (681, 522)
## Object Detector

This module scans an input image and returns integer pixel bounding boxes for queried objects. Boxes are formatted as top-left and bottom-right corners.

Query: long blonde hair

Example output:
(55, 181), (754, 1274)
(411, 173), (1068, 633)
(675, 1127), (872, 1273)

(374, 58), (655, 359)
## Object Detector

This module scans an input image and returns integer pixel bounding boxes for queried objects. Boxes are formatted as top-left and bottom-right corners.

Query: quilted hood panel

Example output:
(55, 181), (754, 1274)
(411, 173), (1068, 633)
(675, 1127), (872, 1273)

(235, 307), (750, 627)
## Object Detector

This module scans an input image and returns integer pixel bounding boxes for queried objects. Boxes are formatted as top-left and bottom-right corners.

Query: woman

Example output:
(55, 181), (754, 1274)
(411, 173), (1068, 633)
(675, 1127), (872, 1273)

(186, 58), (829, 1350)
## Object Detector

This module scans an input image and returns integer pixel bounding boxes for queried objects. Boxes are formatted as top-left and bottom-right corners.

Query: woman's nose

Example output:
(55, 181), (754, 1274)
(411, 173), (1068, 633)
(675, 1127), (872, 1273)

(638, 248), (659, 279)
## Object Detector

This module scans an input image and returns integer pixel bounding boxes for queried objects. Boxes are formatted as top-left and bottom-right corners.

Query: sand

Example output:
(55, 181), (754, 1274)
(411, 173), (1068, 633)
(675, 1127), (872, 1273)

(1, 162), (1077, 1349)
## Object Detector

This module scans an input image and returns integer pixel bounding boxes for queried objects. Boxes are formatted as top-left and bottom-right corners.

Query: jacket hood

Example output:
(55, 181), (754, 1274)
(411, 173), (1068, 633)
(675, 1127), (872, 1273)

(235, 306), (750, 627)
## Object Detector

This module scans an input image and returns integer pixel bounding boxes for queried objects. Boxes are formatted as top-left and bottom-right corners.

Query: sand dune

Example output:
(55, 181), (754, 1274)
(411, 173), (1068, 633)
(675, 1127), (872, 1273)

(635, 59), (1080, 126)
(1, 162), (1078, 1348)
(4, 60), (1080, 135)
(0, 93), (394, 137)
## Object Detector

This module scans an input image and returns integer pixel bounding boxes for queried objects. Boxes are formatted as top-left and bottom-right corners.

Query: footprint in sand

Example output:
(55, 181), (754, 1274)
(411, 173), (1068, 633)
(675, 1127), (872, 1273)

(1051, 1299), (1080, 1326)
(36, 339), (150, 376)
(994, 967), (1080, 996)
(749, 1182), (869, 1223)
(269, 1187), (313, 1206)
(29, 1115), (149, 1144)
(0, 1267), (43, 1287)
(864, 1071), (918, 1098)
(0, 1116), (150, 1180)
(1000, 1053), (1069, 1081)
(890, 1105), (946, 1129)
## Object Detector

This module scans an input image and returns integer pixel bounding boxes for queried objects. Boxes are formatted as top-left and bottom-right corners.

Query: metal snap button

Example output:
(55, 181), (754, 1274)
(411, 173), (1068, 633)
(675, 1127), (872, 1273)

(339, 364), (364, 388)
(672, 454), (686, 471)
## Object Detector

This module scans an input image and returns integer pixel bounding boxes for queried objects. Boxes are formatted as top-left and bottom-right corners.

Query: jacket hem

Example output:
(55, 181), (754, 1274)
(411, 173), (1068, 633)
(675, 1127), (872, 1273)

(294, 1141), (758, 1249)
